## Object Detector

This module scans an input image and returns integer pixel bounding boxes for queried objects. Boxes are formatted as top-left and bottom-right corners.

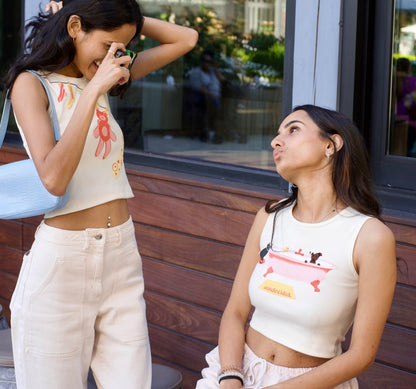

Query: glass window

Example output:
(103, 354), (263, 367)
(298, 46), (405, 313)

(358, 0), (416, 212)
(390, 0), (416, 157)
(112, 0), (287, 172)
(0, 0), (22, 135)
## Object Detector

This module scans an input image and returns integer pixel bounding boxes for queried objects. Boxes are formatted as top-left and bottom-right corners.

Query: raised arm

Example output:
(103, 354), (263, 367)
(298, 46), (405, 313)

(10, 45), (130, 196)
(218, 208), (269, 388)
(263, 218), (397, 389)
(130, 17), (198, 81)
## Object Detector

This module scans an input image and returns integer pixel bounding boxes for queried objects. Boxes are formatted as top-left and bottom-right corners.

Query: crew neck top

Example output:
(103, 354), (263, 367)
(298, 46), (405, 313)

(248, 202), (371, 358)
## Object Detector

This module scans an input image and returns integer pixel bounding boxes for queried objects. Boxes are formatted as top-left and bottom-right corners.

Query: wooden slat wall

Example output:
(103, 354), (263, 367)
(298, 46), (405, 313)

(1, 147), (415, 388)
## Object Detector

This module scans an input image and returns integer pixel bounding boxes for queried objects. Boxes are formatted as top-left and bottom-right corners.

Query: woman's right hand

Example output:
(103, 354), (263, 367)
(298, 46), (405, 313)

(86, 43), (132, 96)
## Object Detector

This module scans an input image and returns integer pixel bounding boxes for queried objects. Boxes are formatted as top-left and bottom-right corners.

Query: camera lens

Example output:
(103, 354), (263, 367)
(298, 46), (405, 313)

(114, 49), (126, 58)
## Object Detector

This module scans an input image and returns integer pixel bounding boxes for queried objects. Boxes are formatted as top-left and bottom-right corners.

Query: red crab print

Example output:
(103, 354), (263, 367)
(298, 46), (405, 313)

(93, 108), (116, 159)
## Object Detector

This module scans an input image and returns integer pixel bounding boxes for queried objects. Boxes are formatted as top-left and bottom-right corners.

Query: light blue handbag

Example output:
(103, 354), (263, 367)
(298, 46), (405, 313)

(0, 70), (68, 220)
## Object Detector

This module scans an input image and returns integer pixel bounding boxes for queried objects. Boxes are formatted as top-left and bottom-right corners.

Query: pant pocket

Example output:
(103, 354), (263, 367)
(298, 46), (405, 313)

(10, 250), (32, 313)
(25, 253), (86, 357)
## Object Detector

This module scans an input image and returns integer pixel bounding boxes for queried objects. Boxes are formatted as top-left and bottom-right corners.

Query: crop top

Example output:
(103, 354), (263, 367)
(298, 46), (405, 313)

(248, 203), (371, 358)
(16, 71), (134, 218)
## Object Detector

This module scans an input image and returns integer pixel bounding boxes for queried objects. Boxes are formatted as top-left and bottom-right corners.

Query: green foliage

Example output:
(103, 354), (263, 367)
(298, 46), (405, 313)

(246, 39), (285, 79)
(248, 32), (277, 51)
(182, 5), (238, 72)
(135, 5), (284, 83)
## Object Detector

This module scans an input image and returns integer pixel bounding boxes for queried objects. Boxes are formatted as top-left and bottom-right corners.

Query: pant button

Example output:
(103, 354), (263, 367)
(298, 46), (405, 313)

(95, 233), (103, 240)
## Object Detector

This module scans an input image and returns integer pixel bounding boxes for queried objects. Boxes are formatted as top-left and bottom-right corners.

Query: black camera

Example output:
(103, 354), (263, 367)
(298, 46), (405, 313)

(114, 49), (127, 58)
(114, 49), (137, 70)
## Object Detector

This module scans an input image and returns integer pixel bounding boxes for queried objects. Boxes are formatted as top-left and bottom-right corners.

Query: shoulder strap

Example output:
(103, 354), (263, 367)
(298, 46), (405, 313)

(0, 70), (61, 148)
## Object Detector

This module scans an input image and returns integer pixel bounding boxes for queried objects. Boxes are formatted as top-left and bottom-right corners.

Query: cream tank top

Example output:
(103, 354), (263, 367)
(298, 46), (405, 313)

(16, 71), (134, 218)
(248, 202), (371, 358)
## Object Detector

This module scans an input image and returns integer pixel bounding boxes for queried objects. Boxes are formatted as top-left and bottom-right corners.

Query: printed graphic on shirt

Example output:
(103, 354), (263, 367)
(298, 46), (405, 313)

(56, 81), (82, 110)
(258, 279), (296, 299)
(258, 245), (336, 296)
(112, 144), (124, 178)
(58, 82), (66, 102)
(93, 108), (117, 160)
(66, 83), (75, 109)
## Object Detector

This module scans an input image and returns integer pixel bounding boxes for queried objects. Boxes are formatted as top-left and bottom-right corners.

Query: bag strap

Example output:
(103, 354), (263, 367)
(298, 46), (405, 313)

(0, 90), (11, 147)
(0, 70), (61, 148)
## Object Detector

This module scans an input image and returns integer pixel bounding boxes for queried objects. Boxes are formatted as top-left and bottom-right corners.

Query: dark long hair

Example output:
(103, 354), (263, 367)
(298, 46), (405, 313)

(4, 0), (144, 95)
(265, 105), (381, 219)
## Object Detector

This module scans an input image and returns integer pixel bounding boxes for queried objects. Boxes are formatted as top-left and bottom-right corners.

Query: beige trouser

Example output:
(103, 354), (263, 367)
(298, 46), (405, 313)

(196, 344), (359, 389)
(10, 218), (151, 389)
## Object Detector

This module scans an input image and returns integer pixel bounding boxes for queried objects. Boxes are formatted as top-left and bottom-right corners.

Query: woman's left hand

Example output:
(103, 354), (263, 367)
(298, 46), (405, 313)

(45, 1), (63, 14)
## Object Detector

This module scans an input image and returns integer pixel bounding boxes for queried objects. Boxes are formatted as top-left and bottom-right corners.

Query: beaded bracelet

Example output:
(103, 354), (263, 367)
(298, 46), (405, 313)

(218, 371), (244, 386)
(218, 366), (243, 376)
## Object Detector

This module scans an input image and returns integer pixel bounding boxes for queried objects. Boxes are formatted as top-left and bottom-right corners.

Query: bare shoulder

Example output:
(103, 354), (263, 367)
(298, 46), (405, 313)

(10, 72), (49, 123)
(354, 217), (396, 271)
(11, 72), (47, 103)
(240, 206), (269, 256)
(251, 206), (269, 232)
(256, 206), (269, 219)
(357, 217), (395, 247)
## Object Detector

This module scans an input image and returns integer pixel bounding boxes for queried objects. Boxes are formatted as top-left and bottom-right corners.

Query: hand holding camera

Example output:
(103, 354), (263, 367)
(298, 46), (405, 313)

(114, 49), (137, 70)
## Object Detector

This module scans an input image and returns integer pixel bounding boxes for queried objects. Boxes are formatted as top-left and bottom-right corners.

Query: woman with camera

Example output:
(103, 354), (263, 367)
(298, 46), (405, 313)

(4, 1), (197, 388)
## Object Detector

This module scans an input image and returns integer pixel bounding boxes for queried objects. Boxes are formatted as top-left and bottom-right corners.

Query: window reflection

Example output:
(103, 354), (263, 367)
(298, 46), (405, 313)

(111, 0), (286, 171)
(391, 0), (416, 157)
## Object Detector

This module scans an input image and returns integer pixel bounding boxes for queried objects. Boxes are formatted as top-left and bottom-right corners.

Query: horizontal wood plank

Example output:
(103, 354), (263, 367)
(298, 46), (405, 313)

(129, 191), (254, 246)
(0, 220), (21, 248)
(145, 291), (220, 344)
(387, 221), (416, 246)
(388, 284), (416, 329)
(0, 246), (23, 276)
(126, 165), (280, 202)
(0, 147), (26, 163)
(143, 258), (232, 312)
(376, 324), (416, 371)
(128, 174), (270, 213)
(135, 223), (242, 279)
(396, 244), (416, 287)
(358, 361), (416, 388)
(148, 324), (213, 372)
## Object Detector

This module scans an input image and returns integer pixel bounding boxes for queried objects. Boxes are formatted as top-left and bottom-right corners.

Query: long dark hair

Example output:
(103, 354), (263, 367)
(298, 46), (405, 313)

(265, 105), (381, 219)
(4, 0), (144, 95)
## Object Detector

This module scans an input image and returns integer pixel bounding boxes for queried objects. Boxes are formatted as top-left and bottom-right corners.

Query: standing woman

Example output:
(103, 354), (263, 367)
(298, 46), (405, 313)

(4, 1), (197, 388)
(196, 105), (397, 389)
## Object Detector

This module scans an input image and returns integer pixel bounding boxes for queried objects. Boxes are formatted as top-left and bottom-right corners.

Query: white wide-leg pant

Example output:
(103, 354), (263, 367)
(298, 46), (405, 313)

(10, 218), (151, 389)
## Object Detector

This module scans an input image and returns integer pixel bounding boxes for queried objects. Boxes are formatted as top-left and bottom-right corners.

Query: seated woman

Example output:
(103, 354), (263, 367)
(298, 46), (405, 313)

(196, 105), (397, 389)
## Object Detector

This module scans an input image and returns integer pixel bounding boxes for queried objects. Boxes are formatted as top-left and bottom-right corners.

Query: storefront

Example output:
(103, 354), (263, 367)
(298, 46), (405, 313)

(0, 1), (415, 387)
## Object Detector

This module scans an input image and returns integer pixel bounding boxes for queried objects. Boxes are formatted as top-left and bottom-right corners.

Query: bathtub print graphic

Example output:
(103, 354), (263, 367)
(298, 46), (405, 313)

(259, 246), (336, 292)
